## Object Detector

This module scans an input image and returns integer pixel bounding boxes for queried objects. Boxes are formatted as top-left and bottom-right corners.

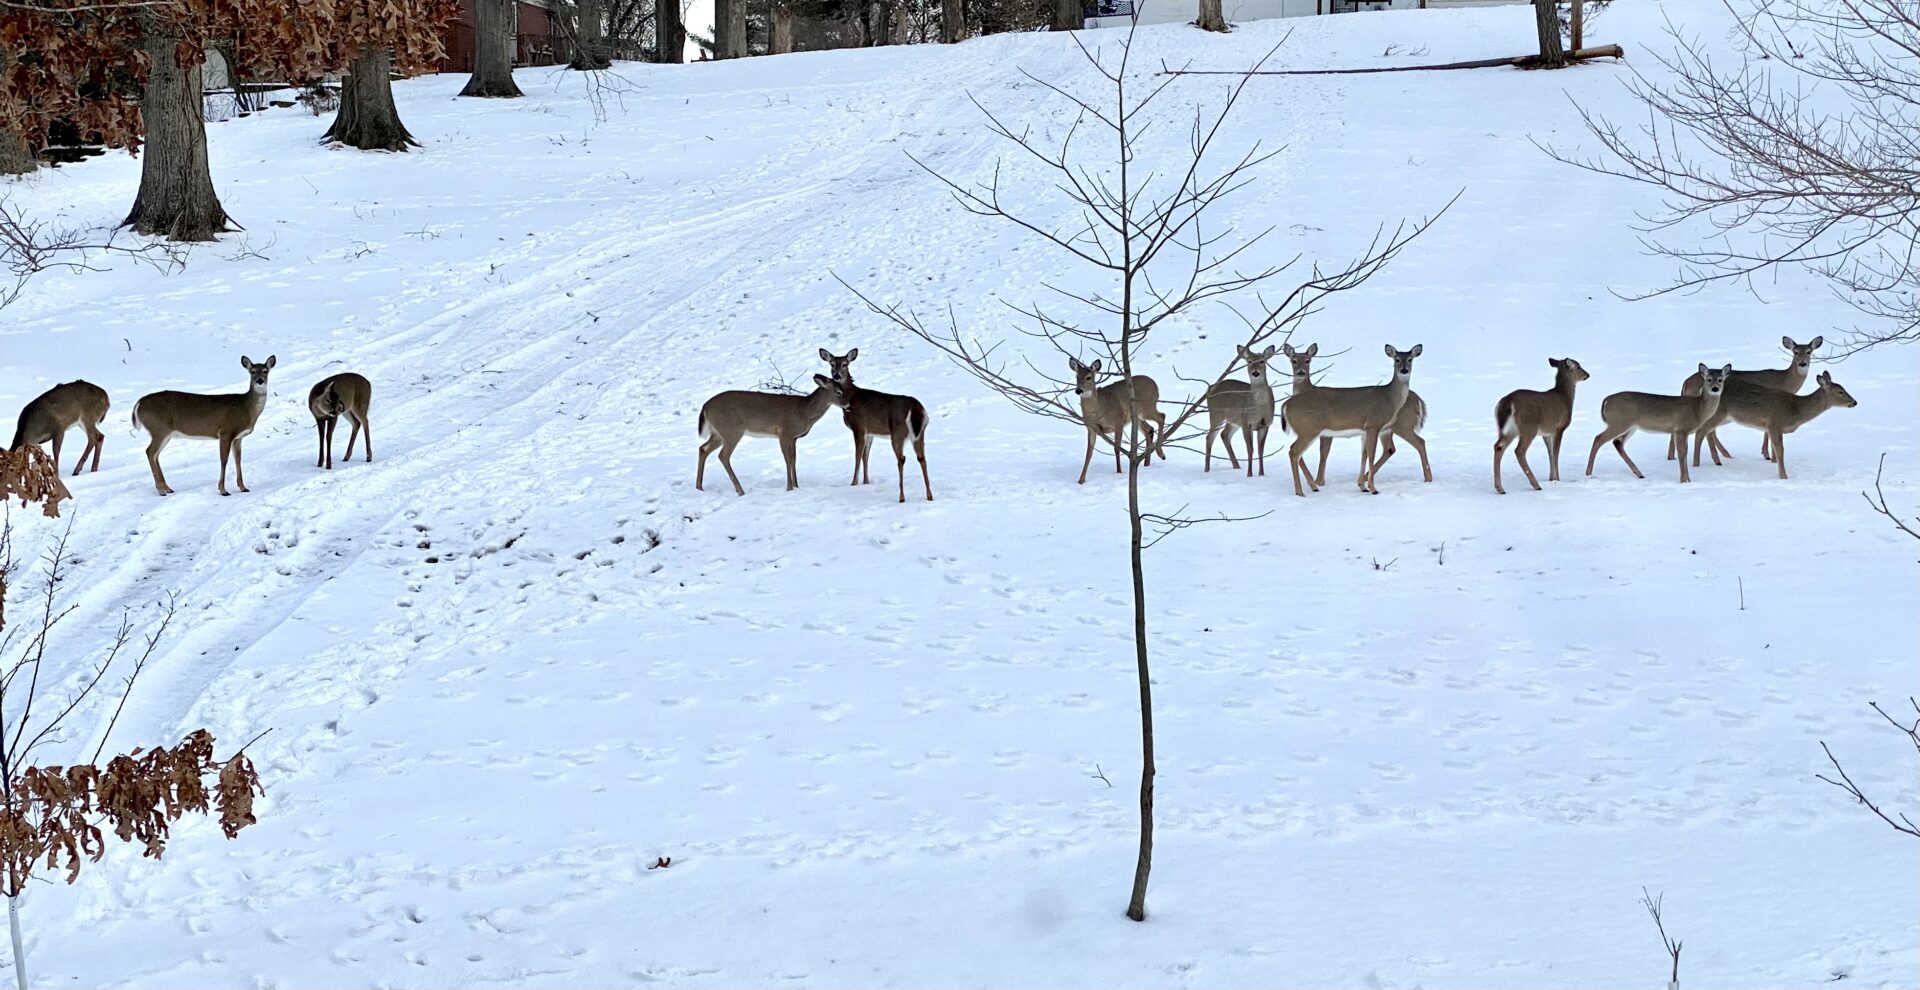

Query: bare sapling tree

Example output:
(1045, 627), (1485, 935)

(1817, 696), (1920, 840)
(1551, 0), (1919, 352)
(1, 196), (182, 316)
(0, 513), (262, 990)
(839, 23), (1445, 921)
(1640, 887), (1684, 990)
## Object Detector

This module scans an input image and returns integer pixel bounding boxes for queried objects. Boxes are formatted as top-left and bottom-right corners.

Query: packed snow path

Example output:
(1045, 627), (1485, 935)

(2, 4), (1916, 987)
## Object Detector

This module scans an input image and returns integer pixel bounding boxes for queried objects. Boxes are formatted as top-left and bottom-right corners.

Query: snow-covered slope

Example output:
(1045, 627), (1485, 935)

(3, 2), (1916, 986)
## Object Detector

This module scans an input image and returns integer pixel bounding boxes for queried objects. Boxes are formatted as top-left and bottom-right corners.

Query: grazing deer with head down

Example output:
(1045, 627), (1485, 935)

(819, 348), (933, 503)
(1587, 363), (1728, 484)
(697, 375), (848, 496)
(1068, 356), (1167, 485)
(308, 372), (372, 470)
(1205, 344), (1276, 476)
(1281, 343), (1432, 491)
(1493, 357), (1590, 494)
(1668, 335), (1821, 462)
(10, 380), (109, 477)
(1280, 344), (1422, 496)
(1691, 371), (1857, 479)
(132, 355), (276, 496)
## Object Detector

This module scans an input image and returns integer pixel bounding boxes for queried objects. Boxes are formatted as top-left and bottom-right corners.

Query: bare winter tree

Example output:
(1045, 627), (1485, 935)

(1639, 888), (1684, 990)
(717, 0), (748, 56)
(654, 0), (685, 61)
(1552, 0), (1919, 352)
(1818, 696), (1920, 840)
(941, 0), (962, 42)
(1, 197), (181, 316)
(463, 0), (525, 97)
(840, 25), (1444, 921)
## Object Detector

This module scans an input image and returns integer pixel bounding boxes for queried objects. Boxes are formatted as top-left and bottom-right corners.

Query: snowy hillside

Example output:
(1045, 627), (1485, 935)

(2, 1), (1916, 986)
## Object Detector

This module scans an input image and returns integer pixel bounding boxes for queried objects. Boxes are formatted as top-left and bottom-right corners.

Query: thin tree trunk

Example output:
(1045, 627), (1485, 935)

(1196, 0), (1227, 31)
(657, 0), (685, 62)
(1114, 69), (1152, 927)
(771, 3), (795, 53)
(8, 894), (25, 990)
(1570, 0), (1583, 50)
(0, 129), (32, 176)
(461, 0), (524, 97)
(716, 0), (747, 57)
(941, 0), (963, 42)
(1532, 0), (1566, 68)
(124, 16), (233, 241)
(570, 0), (612, 69)
(324, 47), (418, 151)
(1051, 0), (1082, 31)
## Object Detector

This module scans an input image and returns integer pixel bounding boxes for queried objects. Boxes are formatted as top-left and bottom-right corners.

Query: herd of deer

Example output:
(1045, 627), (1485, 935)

(7, 336), (1853, 503)
(8, 356), (373, 497)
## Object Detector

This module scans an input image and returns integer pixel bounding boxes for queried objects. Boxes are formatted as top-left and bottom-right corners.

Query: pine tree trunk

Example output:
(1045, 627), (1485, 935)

(0, 128), (33, 176)
(1532, 0), (1566, 68)
(569, 0), (612, 69)
(771, 3), (794, 53)
(657, 0), (685, 62)
(461, 0), (524, 97)
(717, 0), (747, 57)
(124, 17), (233, 241)
(941, 0), (963, 42)
(324, 47), (418, 151)
(1051, 0), (1082, 32)
(1196, 0), (1227, 31)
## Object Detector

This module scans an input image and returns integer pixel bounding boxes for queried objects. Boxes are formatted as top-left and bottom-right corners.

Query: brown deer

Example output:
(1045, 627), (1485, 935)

(10, 380), (109, 477)
(1586, 364), (1728, 484)
(1691, 371), (1857, 479)
(1204, 344), (1276, 476)
(132, 355), (276, 496)
(1492, 357), (1590, 494)
(307, 373), (372, 470)
(1281, 343), (1432, 491)
(696, 375), (847, 496)
(1280, 344), (1422, 496)
(1668, 335), (1821, 462)
(1068, 356), (1167, 485)
(819, 348), (933, 503)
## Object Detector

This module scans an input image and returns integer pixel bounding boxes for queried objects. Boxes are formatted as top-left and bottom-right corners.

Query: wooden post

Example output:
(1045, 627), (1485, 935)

(1570, 0), (1583, 50)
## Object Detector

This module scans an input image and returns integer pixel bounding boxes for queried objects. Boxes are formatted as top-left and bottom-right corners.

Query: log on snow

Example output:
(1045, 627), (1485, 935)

(1160, 44), (1625, 77)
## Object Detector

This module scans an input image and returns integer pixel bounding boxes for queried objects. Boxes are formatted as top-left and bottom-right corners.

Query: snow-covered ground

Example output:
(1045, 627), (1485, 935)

(3, 2), (1917, 986)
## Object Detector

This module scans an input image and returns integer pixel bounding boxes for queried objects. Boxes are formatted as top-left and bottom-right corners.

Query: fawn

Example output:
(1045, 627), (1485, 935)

(1691, 371), (1856, 479)
(308, 373), (372, 470)
(132, 355), (276, 496)
(697, 375), (847, 496)
(819, 349), (933, 503)
(1281, 343), (1431, 491)
(1587, 364), (1729, 484)
(1493, 357), (1590, 494)
(1669, 336), (1821, 462)
(1281, 344), (1422, 496)
(1068, 356), (1167, 485)
(1205, 344), (1276, 476)
(10, 380), (109, 477)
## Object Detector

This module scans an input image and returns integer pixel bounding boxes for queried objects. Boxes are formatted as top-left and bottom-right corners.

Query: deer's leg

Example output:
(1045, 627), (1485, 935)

(328, 416), (340, 468)
(1113, 428), (1124, 475)
(1149, 409), (1167, 460)
(1370, 433), (1399, 488)
(1613, 431), (1645, 479)
(1288, 433), (1318, 497)
(315, 419), (327, 468)
(1772, 428), (1787, 479)
(1586, 431), (1606, 476)
(234, 437), (250, 492)
(861, 434), (875, 485)
(1218, 424), (1239, 470)
(217, 435), (234, 496)
(1204, 424), (1216, 472)
(1761, 432), (1773, 462)
(850, 428), (864, 486)
(48, 429), (63, 477)
(145, 433), (173, 496)
(1673, 432), (1692, 482)
(1405, 429), (1432, 482)
(359, 412), (372, 462)
(1255, 423), (1269, 477)
(696, 436), (718, 491)
(68, 427), (90, 478)
(87, 421), (104, 473)
(1077, 428), (1098, 485)
(1493, 434), (1510, 495)
(1710, 429), (1732, 462)
(1311, 436), (1331, 488)
(781, 436), (800, 491)
(1515, 431), (1543, 491)
(1547, 429), (1565, 482)
(1246, 424), (1259, 478)
(717, 436), (746, 496)
(891, 430), (908, 503)
(1358, 429), (1380, 494)
(1666, 432), (1677, 461)
(914, 431), (932, 502)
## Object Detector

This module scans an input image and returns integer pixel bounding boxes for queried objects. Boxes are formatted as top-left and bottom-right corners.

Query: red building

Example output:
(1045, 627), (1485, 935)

(440, 0), (568, 73)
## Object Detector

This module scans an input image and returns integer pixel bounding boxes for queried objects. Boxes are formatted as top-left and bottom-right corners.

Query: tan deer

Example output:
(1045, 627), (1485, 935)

(696, 374), (848, 496)
(1586, 363), (1729, 484)
(1668, 335), (1821, 462)
(1280, 344), (1422, 496)
(132, 355), (276, 496)
(1281, 343), (1432, 491)
(10, 380), (110, 477)
(308, 372), (372, 470)
(1492, 357), (1591, 495)
(819, 348), (933, 503)
(1204, 344), (1276, 477)
(1691, 371), (1856, 479)
(1068, 356), (1167, 485)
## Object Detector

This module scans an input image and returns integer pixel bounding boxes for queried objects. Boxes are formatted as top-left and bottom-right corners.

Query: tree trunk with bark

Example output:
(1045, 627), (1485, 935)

(771, 2), (794, 53)
(716, 0), (747, 57)
(324, 47), (419, 151)
(0, 129), (32, 176)
(1051, 0), (1081, 31)
(569, 0), (612, 69)
(461, 0), (524, 97)
(657, 0), (685, 62)
(124, 17), (233, 241)
(1532, 0), (1566, 68)
(1196, 0), (1227, 31)
(941, 0), (963, 42)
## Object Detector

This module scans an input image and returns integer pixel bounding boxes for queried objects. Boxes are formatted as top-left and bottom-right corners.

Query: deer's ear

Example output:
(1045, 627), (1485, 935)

(1721, 364), (1732, 375)
(1305, 343), (1318, 358)
(1782, 335), (1795, 351)
(813, 373), (834, 389)
(1067, 356), (1081, 373)
(240, 355), (252, 369)
(1548, 357), (1560, 368)
(1087, 359), (1102, 375)
(819, 348), (833, 362)
(847, 347), (858, 362)
(1282, 343), (1296, 357)
(1261, 345), (1276, 358)
(1809, 335), (1824, 349)
(265, 355), (276, 369)
(1819, 371), (1832, 385)
(1698, 362), (1709, 375)
(1236, 344), (1250, 359)
(1384, 344), (1395, 358)
(1409, 344), (1423, 357)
